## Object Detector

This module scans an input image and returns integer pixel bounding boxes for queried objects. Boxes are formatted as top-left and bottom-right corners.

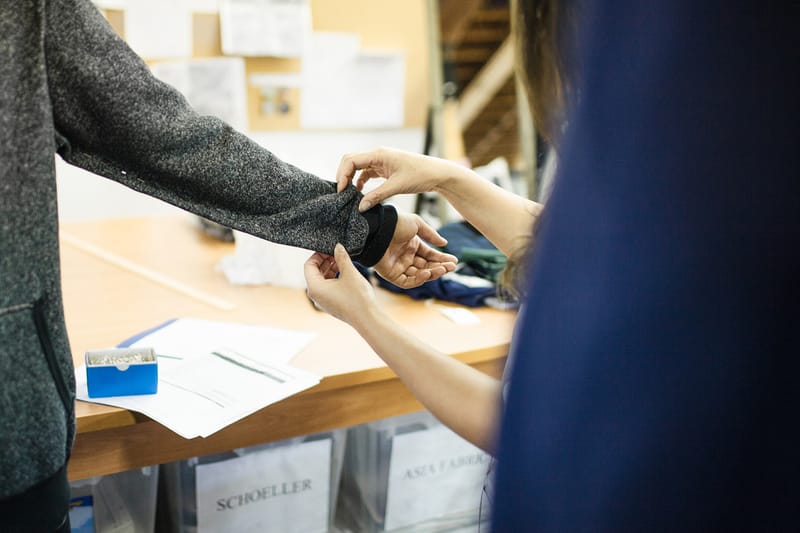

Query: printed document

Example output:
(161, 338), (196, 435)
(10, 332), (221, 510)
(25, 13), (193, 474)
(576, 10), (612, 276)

(75, 318), (320, 438)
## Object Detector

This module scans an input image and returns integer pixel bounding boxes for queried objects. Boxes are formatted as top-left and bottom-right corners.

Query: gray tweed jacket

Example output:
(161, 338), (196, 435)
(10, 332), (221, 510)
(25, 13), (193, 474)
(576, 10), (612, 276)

(0, 1), (394, 528)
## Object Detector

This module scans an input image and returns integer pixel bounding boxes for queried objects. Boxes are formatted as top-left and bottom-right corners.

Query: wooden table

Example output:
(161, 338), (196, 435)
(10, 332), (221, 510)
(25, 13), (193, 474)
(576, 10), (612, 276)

(61, 216), (515, 481)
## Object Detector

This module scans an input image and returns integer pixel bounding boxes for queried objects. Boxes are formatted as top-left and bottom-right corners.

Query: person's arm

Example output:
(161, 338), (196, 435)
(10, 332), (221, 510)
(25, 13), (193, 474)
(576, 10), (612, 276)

(43, 0), (455, 285)
(337, 148), (543, 257)
(304, 245), (503, 453)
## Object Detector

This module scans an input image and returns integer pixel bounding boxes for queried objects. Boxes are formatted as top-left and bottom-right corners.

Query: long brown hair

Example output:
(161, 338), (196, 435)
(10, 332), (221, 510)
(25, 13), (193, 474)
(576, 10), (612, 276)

(513, 0), (582, 147)
(501, 0), (581, 298)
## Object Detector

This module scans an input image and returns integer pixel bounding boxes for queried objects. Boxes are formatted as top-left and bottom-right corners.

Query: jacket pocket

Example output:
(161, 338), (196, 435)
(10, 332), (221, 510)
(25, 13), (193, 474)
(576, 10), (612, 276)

(32, 299), (72, 416)
(0, 300), (72, 498)
(0, 300), (72, 417)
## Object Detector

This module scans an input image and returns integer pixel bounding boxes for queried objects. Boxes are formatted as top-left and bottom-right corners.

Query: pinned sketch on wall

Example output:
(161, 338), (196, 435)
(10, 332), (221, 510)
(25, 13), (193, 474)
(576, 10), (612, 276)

(190, 0), (221, 12)
(249, 73), (302, 119)
(92, 0), (129, 8)
(124, 0), (193, 59)
(151, 57), (249, 131)
(301, 32), (405, 130)
(94, 0), (220, 14)
(219, 0), (311, 57)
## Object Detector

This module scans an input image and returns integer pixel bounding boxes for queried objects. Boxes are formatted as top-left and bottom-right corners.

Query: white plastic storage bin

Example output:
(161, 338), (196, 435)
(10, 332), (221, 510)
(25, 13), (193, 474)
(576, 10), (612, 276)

(161, 429), (346, 533)
(69, 466), (159, 533)
(336, 411), (491, 533)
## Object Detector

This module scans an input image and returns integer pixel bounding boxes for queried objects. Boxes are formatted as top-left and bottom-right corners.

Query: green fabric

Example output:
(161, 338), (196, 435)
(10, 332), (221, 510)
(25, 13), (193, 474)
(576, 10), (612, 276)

(460, 247), (507, 283)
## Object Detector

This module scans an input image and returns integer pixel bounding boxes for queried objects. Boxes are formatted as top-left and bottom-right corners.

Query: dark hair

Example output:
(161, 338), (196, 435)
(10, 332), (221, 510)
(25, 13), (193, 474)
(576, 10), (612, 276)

(513, 0), (582, 147)
(500, 0), (581, 298)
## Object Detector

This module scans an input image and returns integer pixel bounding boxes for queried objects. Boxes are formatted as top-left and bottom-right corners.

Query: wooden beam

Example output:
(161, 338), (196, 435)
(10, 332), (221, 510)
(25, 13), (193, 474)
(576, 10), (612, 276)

(440, 0), (486, 45)
(466, 106), (518, 163)
(450, 46), (497, 63)
(453, 26), (509, 43)
(473, 7), (512, 23)
(458, 35), (515, 130)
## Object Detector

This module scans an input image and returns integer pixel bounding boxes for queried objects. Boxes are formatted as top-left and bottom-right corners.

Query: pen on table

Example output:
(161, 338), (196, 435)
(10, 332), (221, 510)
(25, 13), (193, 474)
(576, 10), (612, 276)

(211, 350), (285, 383)
(156, 353), (183, 360)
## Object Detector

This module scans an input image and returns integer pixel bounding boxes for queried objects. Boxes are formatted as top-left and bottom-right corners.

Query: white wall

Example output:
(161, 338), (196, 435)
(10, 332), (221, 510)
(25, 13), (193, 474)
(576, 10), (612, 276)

(56, 128), (424, 221)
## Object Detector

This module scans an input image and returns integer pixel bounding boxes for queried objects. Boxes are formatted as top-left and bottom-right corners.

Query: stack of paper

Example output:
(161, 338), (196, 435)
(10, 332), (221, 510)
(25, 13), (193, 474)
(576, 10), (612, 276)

(75, 318), (320, 438)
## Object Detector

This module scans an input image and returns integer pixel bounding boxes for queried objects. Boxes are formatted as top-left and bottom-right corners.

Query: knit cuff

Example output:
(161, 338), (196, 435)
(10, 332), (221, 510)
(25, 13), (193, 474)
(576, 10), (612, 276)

(352, 204), (398, 267)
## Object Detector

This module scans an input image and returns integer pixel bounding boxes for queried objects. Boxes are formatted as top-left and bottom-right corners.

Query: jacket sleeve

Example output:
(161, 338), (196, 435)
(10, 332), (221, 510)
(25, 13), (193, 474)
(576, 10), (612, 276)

(43, 0), (394, 265)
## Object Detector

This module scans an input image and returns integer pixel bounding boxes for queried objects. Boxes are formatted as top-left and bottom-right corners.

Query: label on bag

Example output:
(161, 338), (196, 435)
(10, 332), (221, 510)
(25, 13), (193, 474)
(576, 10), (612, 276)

(196, 438), (331, 533)
(68, 495), (94, 533)
(384, 425), (491, 530)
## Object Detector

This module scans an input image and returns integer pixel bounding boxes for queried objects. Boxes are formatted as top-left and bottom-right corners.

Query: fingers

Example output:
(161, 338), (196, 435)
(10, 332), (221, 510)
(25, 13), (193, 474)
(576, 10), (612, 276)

(427, 265), (449, 280)
(338, 148), (406, 211)
(354, 168), (381, 191)
(377, 250), (453, 288)
(319, 254), (339, 279)
(380, 267), (433, 290)
(337, 151), (381, 193)
(413, 215), (448, 247)
(304, 252), (328, 284)
(414, 240), (458, 268)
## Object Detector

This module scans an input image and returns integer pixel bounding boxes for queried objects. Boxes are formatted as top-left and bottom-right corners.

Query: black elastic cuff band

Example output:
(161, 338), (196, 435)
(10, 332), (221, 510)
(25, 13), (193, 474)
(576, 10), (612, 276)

(352, 204), (398, 267)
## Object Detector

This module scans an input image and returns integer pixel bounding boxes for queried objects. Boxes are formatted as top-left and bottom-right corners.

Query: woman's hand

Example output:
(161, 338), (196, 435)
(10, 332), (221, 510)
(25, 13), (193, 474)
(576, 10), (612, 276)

(336, 147), (471, 212)
(372, 212), (457, 289)
(304, 243), (377, 327)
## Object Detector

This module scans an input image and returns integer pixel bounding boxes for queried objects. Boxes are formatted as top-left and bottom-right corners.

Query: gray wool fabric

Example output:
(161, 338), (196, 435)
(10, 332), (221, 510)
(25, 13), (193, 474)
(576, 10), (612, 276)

(0, 0), (386, 519)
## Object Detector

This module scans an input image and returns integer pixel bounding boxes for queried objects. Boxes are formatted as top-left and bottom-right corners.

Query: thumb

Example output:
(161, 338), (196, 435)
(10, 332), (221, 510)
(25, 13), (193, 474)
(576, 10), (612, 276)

(358, 183), (394, 212)
(333, 243), (356, 273)
(414, 217), (448, 247)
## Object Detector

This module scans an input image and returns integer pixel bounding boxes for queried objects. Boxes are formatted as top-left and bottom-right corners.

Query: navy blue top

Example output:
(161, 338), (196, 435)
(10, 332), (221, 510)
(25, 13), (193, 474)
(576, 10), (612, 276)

(492, 1), (799, 531)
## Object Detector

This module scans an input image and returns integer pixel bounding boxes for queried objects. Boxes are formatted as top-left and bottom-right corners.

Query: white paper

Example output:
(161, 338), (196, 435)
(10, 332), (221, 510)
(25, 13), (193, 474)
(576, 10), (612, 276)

(436, 306), (481, 325)
(384, 425), (491, 530)
(196, 439), (331, 532)
(151, 57), (248, 131)
(220, 0), (310, 57)
(301, 33), (405, 129)
(125, 0), (193, 59)
(75, 318), (319, 438)
(125, 318), (316, 366)
(443, 271), (495, 289)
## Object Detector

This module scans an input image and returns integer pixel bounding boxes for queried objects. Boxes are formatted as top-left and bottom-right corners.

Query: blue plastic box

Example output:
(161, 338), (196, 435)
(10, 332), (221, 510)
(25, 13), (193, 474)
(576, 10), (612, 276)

(85, 347), (158, 398)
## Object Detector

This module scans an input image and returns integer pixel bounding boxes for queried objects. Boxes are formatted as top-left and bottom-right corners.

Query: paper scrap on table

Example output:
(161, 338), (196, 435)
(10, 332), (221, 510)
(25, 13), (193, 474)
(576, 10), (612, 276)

(217, 230), (309, 288)
(75, 318), (319, 438)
